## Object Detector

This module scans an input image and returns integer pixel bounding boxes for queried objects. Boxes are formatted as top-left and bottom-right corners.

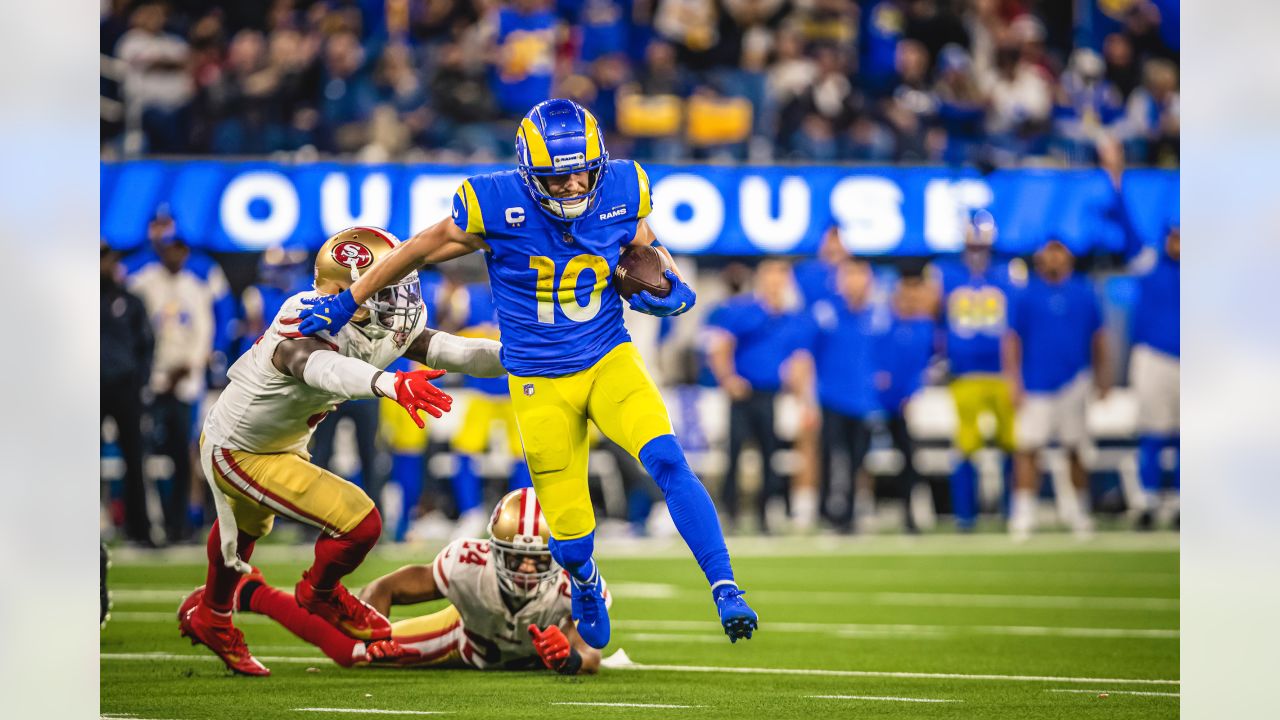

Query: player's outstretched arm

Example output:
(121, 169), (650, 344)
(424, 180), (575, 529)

(358, 564), (443, 618)
(297, 218), (487, 336)
(625, 218), (696, 317)
(273, 338), (453, 427)
(527, 622), (601, 675)
(404, 328), (505, 377)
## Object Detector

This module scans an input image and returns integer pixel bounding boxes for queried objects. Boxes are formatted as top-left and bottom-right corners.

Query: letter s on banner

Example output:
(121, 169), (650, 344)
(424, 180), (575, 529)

(320, 172), (392, 235)
(829, 176), (904, 254)
(646, 173), (723, 253)
(220, 170), (300, 250)
(740, 175), (810, 253)
(409, 174), (467, 233)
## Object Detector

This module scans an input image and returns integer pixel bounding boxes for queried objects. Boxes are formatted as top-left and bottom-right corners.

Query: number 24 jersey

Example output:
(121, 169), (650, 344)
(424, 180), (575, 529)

(451, 159), (653, 378)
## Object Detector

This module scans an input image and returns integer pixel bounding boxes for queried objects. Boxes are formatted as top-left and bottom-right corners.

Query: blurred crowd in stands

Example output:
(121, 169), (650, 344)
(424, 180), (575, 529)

(102, 0), (1179, 167)
(101, 203), (1179, 547)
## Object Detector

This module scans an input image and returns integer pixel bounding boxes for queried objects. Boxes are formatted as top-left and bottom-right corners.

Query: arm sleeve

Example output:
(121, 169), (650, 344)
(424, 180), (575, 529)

(300, 350), (387, 401)
(424, 331), (505, 377)
(451, 180), (486, 237)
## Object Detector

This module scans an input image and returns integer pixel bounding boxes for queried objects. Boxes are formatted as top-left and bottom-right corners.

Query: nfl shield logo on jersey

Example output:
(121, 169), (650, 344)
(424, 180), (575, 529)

(523, 383), (535, 396)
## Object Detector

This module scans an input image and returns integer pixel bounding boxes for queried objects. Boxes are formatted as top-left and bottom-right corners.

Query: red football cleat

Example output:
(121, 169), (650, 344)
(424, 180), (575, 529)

(294, 570), (391, 641)
(177, 588), (270, 677)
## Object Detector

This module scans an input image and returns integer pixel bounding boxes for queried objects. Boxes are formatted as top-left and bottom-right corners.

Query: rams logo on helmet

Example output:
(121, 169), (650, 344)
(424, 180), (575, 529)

(332, 241), (373, 269)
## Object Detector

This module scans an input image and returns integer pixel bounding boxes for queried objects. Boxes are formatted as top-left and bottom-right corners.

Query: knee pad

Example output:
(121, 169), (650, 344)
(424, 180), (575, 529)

(548, 531), (595, 571)
(345, 507), (382, 546)
(638, 434), (691, 490)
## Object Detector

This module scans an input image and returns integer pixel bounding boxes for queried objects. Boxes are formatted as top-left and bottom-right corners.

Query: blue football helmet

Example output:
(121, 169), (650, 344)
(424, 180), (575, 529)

(515, 99), (609, 221)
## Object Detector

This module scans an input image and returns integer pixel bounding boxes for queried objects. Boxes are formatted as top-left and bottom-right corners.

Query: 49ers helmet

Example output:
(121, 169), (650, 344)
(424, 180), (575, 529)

(487, 488), (558, 601)
(314, 226), (422, 345)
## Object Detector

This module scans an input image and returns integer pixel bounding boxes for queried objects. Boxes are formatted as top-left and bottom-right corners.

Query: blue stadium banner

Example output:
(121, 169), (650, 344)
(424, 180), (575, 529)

(101, 161), (1178, 257)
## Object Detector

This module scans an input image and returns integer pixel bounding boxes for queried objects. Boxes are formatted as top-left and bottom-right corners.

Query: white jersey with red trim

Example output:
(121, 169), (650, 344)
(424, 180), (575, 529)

(203, 291), (425, 455)
(431, 538), (605, 669)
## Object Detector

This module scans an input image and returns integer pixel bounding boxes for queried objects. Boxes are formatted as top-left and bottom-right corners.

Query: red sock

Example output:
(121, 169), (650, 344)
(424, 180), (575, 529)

(203, 519), (257, 613)
(248, 583), (362, 667)
(306, 509), (381, 591)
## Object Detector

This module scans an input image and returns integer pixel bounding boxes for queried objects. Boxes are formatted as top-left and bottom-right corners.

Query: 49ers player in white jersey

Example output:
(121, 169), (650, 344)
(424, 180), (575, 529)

(234, 488), (604, 674)
(180, 227), (506, 676)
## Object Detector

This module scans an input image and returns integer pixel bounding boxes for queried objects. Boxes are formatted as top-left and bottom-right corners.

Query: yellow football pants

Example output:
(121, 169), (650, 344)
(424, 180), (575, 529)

(202, 437), (374, 538)
(507, 342), (673, 540)
(949, 374), (1017, 456)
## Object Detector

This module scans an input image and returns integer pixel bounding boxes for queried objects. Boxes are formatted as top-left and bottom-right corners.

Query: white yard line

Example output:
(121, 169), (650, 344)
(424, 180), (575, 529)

(294, 709), (449, 715)
(104, 651), (1179, 687)
(104, 652), (324, 664)
(749, 590), (1178, 611)
(810, 695), (961, 703)
(107, 531), (1179, 566)
(552, 702), (703, 709)
(112, 589), (1178, 613)
(1047, 688), (1180, 698)
(109, 612), (1176, 640)
(615, 619), (1177, 640)
(606, 660), (1179, 686)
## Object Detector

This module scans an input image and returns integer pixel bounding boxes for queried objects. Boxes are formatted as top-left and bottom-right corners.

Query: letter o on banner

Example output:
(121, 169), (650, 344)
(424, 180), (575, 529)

(220, 171), (300, 249)
(646, 173), (724, 253)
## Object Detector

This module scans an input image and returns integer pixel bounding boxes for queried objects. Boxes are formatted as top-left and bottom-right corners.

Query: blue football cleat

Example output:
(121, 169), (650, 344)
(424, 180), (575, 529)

(569, 568), (611, 649)
(714, 584), (757, 643)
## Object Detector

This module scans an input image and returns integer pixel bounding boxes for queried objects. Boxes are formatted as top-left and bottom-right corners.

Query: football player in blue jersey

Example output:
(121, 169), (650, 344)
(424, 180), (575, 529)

(292, 99), (756, 649)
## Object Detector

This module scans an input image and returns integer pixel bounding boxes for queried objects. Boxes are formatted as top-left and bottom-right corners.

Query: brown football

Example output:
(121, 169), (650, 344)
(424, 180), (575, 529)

(614, 245), (672, 299)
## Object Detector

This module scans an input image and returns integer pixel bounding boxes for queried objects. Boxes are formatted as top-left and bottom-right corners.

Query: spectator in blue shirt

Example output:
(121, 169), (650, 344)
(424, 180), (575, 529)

(797, 257), (887, 534)
(707, 260), (808, 533)
(877, 272), (937, 533)
(1004, 239), (1113, 540)
(240, 246), (312, 353)
(489, 0), (560, 118)
(1130, 224), (1179, 529)
(124, 209), (238, 386)
(793, 226), (849, 307)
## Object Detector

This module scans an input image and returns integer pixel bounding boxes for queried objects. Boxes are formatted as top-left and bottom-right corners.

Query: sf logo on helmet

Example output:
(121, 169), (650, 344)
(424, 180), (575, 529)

(332, 241), (373, 269)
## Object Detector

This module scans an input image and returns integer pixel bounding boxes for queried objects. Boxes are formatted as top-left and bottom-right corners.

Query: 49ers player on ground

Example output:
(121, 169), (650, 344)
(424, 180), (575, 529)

(234, 488), (604, 674)
(181, 227), (505, 676)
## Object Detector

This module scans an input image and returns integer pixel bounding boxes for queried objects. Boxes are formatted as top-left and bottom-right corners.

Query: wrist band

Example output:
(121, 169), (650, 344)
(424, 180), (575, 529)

(556, 647), (583, 675)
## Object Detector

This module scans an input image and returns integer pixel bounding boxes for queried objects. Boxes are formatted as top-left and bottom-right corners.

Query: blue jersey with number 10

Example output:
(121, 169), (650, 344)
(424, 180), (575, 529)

(450, 158), (653, 377)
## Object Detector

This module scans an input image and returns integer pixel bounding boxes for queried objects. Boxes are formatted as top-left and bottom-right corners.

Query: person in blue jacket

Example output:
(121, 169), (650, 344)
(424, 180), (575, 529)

(1130, 224), (1179, 529)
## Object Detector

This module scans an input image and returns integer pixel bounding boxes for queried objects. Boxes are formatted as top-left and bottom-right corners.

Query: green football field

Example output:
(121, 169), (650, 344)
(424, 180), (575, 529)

(101, 532), (1179, 719)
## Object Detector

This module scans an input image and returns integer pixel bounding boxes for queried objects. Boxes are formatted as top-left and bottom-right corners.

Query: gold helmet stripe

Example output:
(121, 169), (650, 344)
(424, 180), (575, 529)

(519, 118), (554, 168)
(583, 110), (602, 162)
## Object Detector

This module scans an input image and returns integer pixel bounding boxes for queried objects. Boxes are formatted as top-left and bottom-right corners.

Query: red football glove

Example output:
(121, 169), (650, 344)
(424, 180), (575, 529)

(363, 639), (421, 665)
(528, 623), (571, 670)
(393, 368), (452, 428)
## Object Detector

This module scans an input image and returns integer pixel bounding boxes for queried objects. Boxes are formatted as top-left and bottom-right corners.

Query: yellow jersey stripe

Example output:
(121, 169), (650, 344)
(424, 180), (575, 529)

(461, 180), (485, 236)
(635, 162), (652, 218)
(519, 118), (553, 167)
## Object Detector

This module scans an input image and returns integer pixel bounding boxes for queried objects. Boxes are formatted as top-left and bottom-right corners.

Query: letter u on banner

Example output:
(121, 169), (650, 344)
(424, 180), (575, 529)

(321, 172), (392, 235)
(740, 175), (810, 253)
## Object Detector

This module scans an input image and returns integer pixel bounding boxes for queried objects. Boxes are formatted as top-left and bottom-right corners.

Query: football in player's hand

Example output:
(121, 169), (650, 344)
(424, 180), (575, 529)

(614, 245), (672, 299)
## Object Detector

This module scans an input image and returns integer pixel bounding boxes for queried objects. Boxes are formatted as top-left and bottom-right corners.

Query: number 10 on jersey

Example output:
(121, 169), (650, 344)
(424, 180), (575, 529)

(529, 254), (609, 324)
